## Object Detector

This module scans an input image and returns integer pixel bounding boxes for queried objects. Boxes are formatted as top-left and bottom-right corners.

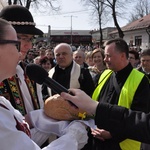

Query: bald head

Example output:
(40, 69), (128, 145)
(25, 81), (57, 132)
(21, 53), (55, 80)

(54, 43), (73, 68)
(54, 43), (72, 54)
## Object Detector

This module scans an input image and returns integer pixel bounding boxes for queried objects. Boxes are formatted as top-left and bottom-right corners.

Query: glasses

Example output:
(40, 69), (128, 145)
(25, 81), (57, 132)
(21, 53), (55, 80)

(17, 36), (34, 43)
(141, 59), (150, 63)
(0, 40), (21, 52)
(128, 57), (135, 60)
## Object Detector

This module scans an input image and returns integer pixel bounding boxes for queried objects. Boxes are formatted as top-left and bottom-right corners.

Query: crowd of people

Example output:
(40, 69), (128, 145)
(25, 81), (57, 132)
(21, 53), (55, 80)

(24, 37), (150, 150)
(0, 4), (150, 150)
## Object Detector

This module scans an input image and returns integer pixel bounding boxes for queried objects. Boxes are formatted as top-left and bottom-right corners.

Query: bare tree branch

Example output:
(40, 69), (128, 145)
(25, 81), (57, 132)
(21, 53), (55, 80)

(7, 0), (61, 13)
(128, 0), (150, 23)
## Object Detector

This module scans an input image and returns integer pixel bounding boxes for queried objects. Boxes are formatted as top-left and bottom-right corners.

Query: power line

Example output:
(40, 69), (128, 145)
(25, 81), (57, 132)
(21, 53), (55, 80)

(33, 9), (91, 17)
(59, 9), (90, 15)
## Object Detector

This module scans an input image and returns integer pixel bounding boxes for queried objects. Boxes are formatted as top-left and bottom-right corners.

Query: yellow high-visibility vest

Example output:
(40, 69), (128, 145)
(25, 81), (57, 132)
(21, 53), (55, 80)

(92, 69), (144, 150)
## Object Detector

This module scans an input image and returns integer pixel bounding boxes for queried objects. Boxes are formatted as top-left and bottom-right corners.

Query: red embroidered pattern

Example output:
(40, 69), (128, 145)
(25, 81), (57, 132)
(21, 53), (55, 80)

(0, 103), (31, 138)
(0, 73), (40, 115)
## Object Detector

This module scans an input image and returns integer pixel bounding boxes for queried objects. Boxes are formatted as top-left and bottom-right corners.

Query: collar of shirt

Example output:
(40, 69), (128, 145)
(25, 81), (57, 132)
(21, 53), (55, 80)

(114, 63), (133, 83)
(57, 61), (73, 71)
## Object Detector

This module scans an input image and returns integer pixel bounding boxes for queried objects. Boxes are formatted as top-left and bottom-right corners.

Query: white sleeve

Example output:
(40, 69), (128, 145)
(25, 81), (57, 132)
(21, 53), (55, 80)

(30, 128), (49, 147)
(0, 106), (41, 150)
(0, 97), (89, 150)
(36, 83), (44, 108)
(0, 107), (88, 150)
(29, 109), (95, 150)
(42, 121), (88, 150)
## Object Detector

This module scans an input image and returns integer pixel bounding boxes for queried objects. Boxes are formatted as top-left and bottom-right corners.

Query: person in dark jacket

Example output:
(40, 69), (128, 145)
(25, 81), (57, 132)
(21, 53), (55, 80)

(61, 88), (150, 145)
(48, 43), (95, 97)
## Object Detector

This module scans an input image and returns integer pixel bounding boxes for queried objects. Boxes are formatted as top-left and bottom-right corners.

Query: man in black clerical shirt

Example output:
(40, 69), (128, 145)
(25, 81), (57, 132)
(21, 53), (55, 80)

(91, 38), (150, 150)
(48, 43), (95, 96)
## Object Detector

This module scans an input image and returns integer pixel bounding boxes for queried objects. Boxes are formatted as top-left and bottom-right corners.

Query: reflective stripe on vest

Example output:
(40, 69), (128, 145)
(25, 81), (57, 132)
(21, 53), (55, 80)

(92, 69), (113, 101)
(119, 69), (144, 150)
(92, 69), (144, 150)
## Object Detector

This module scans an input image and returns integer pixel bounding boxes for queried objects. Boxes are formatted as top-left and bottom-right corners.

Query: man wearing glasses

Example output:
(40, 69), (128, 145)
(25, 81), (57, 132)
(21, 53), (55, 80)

(0, 5), (48, 147)
(138, 49), (150, 81)
(24, 50), (35, 64)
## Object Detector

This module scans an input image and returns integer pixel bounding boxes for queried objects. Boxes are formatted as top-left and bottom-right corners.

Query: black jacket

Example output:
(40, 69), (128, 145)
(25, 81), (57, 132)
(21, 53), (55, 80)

(96, 103), (150, 144)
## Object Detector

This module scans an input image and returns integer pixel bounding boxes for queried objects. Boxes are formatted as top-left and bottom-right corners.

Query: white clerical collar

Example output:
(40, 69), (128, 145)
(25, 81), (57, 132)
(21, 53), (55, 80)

(58, 66), (66, 70)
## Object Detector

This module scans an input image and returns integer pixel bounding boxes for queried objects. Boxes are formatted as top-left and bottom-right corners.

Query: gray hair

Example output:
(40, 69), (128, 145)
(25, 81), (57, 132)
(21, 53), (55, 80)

(140, 49), (150, 57)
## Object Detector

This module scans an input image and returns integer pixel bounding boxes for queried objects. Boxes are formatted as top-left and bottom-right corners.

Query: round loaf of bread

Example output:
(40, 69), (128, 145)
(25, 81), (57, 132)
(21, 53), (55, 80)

(44, 94), (88, 121)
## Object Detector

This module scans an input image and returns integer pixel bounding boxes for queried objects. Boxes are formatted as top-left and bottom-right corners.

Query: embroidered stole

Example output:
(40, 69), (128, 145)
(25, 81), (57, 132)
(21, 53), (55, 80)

(48, 61), (81, 96)
(24, 74), (40, 110)
(0, 62), (40, 116)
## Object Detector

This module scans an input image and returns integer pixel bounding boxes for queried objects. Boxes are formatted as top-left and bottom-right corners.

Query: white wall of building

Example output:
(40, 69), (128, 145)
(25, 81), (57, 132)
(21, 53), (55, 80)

(124, 29), (150, 50)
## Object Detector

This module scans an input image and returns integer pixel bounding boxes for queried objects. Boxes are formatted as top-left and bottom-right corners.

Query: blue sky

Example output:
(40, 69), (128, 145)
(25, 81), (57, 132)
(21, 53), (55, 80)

(31, 0), (128, 33)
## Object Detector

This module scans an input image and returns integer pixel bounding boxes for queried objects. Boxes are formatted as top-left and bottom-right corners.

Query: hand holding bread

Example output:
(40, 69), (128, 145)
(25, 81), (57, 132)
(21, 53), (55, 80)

(44, 94), (91, 121)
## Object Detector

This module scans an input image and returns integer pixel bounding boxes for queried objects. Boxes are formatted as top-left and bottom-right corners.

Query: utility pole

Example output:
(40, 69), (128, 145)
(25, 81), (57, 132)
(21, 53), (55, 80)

(64, 15), (77, 45)
(47, 25), (51, 46)
(70, 15), (73, 46)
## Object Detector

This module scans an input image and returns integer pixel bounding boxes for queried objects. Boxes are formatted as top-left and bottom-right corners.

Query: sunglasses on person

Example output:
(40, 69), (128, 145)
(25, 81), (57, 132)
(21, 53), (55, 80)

(0, 40), (21, 52)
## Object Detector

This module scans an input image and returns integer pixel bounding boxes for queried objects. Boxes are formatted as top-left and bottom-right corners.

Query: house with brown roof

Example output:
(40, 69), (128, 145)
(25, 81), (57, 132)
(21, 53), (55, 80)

(109, 14), (150, 51)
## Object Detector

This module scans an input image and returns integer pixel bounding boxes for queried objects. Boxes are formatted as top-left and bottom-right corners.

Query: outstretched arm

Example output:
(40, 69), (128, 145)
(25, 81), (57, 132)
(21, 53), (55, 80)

(96, 103), (150, 143)
(61, 89), (150, 144)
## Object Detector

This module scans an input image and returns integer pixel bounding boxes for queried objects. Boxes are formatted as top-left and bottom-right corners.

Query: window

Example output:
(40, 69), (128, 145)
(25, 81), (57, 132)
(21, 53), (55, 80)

(135, 36), (142, 46)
